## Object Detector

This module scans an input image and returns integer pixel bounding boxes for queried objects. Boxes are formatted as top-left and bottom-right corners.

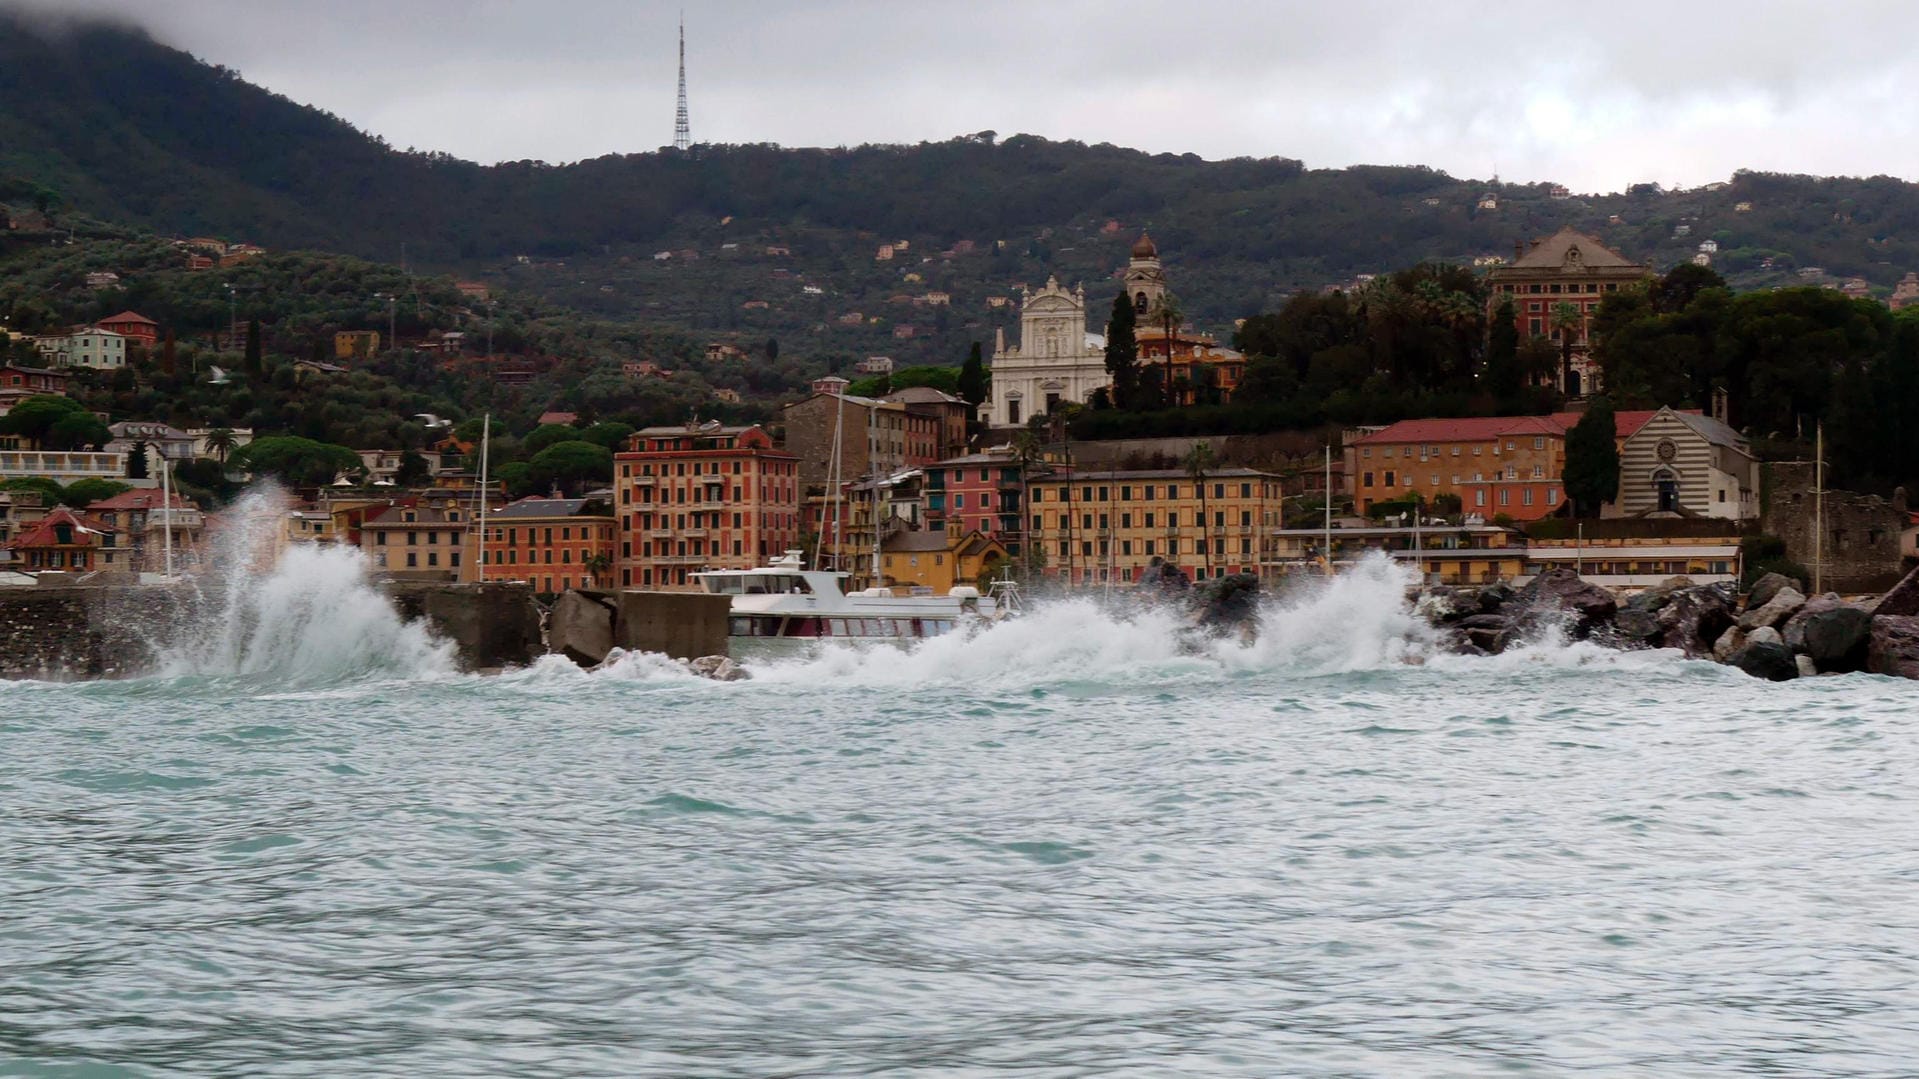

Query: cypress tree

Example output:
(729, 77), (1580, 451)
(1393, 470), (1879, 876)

(1564, 396), (1621, 517)
(1104, 291), (1139, 410)
(958, 341), (987, 409)
(244, 317), (262, 375)
(1485, 297), (1521, 404)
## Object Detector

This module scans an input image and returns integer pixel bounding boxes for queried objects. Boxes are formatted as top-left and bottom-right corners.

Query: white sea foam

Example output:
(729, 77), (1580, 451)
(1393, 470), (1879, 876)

(152, 486), (456, 683)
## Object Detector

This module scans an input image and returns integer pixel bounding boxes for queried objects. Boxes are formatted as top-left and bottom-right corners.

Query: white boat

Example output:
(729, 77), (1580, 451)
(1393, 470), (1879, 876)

(693, 550), (1010, 642)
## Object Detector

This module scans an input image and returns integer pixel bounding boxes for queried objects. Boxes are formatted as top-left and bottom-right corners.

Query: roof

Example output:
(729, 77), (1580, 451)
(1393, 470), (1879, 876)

(930, 451), (1016, 467)
(0, 364), (68, 377)
(1354, 415), (1565, 445)
(87, 489), (195, 512)
(365, 503), (466, 526)
(1131, 232), (1158, 258)
(633, 423), (754, 438)
(884, 386), (966, 405)
(883, 530), (956, 553)
(99, 311), (158, 326)
(1667, 409), (1749, 451)
(537, 411), (578, 426)
(1503, 227), (1646, 271)
(1031, 468), (1282, 482)
(6, 507), (112, 549)
(487, 497), (612, 521)
(1548, 408), (1693, 440)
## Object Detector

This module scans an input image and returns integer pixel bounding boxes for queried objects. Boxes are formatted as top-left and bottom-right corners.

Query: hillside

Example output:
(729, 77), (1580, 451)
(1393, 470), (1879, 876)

(8, 11), (1919, 371)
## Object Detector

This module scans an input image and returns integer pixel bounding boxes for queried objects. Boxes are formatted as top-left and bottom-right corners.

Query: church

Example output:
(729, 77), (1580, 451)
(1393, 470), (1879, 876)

(988, 233), (1171, 428)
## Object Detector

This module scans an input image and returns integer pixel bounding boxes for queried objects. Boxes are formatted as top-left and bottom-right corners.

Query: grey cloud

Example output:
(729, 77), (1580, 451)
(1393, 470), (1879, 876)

(7, 0), (1917, 192)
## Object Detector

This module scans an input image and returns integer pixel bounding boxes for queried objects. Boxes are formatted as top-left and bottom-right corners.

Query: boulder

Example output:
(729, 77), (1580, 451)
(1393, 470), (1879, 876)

(549, 590), (616, 667)
(1868, 616), (1919, 679)
(1747, 571), (1803, 611)
(1627, 575), (1696, 615)
(1738, 586), (1805, 631)
(1612, 606), (1663, 646)
(1518, 567), (1618, 638)
(1746, 625), (1784, 648)
(1712, 625), (1747, 663)
(1193, 572), (1262, 634)
(1872, 563), (1919, 618)
(1475, 581), (1516, 614)
(1796, 655), (1820, 678)
(1454, 612), (1515, 655)
(1781, 594), (1845, 653)
(1656, 584), (1735, 656)
(1799, 606), (1873, 673)
(687, 654), (749, 681)
(1730, 641), (1799, 681)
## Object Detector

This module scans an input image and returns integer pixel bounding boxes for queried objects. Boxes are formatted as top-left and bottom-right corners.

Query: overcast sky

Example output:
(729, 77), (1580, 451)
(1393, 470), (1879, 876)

(15, 0), (1919, 193)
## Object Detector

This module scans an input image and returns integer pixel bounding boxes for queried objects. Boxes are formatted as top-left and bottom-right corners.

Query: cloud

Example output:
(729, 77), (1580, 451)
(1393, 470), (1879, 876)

(6, 0), (1917, 192)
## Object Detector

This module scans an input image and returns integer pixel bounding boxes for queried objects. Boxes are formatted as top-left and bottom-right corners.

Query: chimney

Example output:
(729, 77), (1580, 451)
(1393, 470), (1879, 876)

(1711, 385), (1729, 425)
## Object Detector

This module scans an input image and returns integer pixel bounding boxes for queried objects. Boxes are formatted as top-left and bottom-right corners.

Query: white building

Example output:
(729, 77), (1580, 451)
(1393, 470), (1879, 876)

(987, 276), (1109, 427)
(35, 328), (128, 370)
(1606, 406), (1758, 520)
(107, 422), (196, 462)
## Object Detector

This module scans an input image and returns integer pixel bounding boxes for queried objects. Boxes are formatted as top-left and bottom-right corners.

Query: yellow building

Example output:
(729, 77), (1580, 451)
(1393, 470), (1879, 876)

(1352, 416), (1567, 520)
(1026, 467), (1285, 585)
(334, 330), (381, 360)
(880, 530), (1008, 594)
(1270, 523), (1527, 586)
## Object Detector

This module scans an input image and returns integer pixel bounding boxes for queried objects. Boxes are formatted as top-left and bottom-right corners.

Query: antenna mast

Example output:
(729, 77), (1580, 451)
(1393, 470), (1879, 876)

(673, 14), (691, 152)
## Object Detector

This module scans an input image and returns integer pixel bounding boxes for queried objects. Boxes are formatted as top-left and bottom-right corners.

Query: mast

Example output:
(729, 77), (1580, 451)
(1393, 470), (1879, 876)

(478, 414), (491, 581)
(816, 386), (846, 571)
(1323, 444), (1332, 574)
(673, 14), (690, 152)
(1814, 421), (1824, 594)
(160, 453), (173, 578)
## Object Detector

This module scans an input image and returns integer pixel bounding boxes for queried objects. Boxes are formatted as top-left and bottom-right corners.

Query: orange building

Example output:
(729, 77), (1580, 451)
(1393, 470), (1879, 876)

(615, 423), (800, 590)
(4, 506), (119, 573)
(1484, 228), (1653, 397)
(97, 311), (160, 349)
(1137, 328), (1246, 405)
(482, 496), (617, 594)
(1353, 416), (1568, 520)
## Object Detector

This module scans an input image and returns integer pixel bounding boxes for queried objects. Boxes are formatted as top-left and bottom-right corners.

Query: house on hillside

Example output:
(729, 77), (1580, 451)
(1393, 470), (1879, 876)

(5, 506), (120, 574)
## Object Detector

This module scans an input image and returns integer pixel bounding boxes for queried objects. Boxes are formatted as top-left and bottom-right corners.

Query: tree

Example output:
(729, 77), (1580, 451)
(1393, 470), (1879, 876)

(764, 337), (779, 362)
(521, 423), (581, 457)
(1485, 298), (1522, 403)
(1183, 440), (1218, 576)
(525, 440), (613, 497)
(0, 477), (64, 506)
(1, 395), (91, 445)
(230, 436), (363, 487)
(583, 551), (613, 587)
(395, 449), (432, 487)
(1564, 397), (1621, 516)
(202, 427), (239, 463)
(46, 410), (110, 450)
(580, 421), (636, 451)
(125, 441), (150, 480)
(1103, 291), (1139, 410)
(957, 341), (988, 419)
(1651, 262), (1727, 315)
(244, 317), (262, 375)
(1549, 301), (1584, 394)
(1156, 293), (1184, 407)
(62, 478), (130, 507)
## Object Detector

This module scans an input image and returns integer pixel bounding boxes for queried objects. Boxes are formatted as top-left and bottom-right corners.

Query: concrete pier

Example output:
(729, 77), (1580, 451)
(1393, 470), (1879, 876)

(615, 591), (731, 660)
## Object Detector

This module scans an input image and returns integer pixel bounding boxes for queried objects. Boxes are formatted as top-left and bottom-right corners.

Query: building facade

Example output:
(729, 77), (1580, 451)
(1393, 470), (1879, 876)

(97, 311), (159, 349)
(35, 328), (128, 370)
(86, 488), (204, 574)
(924, 452), (1026, 552)
(1026, 467), (1285, 585)
(614, 423), (800, 590)
(1609, 406), (1759, 520)
(361, 501), (473, 580)
(986, 276), (1109, 428)
(4, 507), (118, 573)
(0, 365), (73, 416)
(780, 390), (931, 497)
(481, 497), (618, 594)
(1484, 228), (1653, 397)
(1352, 416), (1568, 520)
(880, 530), (1009, 594)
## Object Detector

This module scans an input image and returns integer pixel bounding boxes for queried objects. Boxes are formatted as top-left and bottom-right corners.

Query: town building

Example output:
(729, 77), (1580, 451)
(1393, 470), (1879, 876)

(1608, 406), (1758, 520)
(1484, 228), (1654, 397)
(1026, 467), (1285, 585)
(1891, 272), (1919, 312)
(0, 449), (137, 487)
(613, 423), (800, 590)
(780, 388), (936, 497)
(986, 274), (1108, 427)
(923, 451), (1026, 552)
(360, 501), (474, 580)
(0, 365), (73, 415)
(0, 490), (52, 547)
(86, 488), (204, 574)
(107, 422), (198, 463)
(880, 529), (1009, 595)
(812, 469), (926, 587)
(34, 327), (128, 370)
(1352, 416), (1569, 520)
(1522, 532), (1742, 588)
(96, 311), (159, 349)
(481, 496), (617, 594)
(334, 330), (381, 361)
(4, 506), (119, 574)
(885, 385), (971, 465)
(1269, 521), (1527, 586)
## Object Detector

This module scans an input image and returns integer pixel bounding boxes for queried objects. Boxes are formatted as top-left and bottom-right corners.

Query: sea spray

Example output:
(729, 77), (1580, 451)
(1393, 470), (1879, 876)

(151, 486), (455, 682)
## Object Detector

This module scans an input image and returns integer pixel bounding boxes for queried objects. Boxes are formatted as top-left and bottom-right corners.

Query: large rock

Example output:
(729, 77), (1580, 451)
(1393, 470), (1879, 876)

(1781, 594), (1843, 652)
(1868, 616), (1919, 679)
(1738, 586), (1806, 631)
(549, 590), (616, 667)
(1193, 572), (1262, 634)
(1747, 571), (1803, 611)
(1656, 584), (1735, 656)
(1872, 564), (1919, 618)
(1712, 625), (1747, 663)
(1799, 606), (1873, 672)
(1730, 641), (1799, 681)
(1612, 606), (1663, 646)
(1455, 612), (1515, 654)
(1746, 625), (1784, 648)
(1518, 567), (1618, 639)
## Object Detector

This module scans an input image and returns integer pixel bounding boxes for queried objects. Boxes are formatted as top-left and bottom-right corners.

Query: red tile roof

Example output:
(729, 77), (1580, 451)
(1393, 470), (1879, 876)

(86, 489), (195, 512)
(99, 310), (158, 326)
(6, 507), (113, 549)
(1549, 409), (1697, 440)
(1353, 415), (1565, 445)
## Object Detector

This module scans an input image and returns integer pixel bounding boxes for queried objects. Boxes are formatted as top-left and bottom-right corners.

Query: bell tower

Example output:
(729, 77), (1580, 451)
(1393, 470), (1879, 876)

(1124, 232), (1167, 317)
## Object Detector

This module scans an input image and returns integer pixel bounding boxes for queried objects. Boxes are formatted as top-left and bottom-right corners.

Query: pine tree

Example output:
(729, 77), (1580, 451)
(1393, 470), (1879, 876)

(1485, 297), (1521, 403)
(1104, 291), (1139, 410)
(244, 317), (262, 375)
(1564, 397), (1620, 517)
(958, 341), (987, 410)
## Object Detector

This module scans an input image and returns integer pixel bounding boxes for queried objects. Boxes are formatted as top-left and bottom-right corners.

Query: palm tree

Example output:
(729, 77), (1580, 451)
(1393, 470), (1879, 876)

(583, 551), (612, 588)
(1183, 439), (1218, 577)
(1157, 292), (1185, 407)
(1011, 424), (1045, 579)
(203, 427), (238, 464)
(1549, 301), (1584, 395)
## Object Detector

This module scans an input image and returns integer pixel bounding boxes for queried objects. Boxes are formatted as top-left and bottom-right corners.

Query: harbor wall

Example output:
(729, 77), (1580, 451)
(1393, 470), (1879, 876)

(615, 591), (731, 660)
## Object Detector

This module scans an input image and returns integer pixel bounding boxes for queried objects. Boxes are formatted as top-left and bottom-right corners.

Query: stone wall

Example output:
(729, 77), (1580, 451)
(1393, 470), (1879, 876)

(1763, 462), (1910, 592)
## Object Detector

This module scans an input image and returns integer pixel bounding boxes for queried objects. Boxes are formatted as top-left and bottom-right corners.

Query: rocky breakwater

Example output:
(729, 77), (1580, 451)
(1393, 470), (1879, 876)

(545, 589), (745, 680)
(1426, 564), (1919, 681)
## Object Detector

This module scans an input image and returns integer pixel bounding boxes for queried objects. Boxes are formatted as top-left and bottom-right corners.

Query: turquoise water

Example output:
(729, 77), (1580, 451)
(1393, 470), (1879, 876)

(4, 552), (1918, 1076)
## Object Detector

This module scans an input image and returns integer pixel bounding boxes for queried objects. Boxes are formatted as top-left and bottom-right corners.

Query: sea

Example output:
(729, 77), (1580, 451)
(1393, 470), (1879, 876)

(3, 525), (1917, 1077)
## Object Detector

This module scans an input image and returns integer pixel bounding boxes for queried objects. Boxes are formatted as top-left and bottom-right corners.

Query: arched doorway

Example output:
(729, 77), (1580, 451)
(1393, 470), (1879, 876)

(1653, 467), (1680, 513)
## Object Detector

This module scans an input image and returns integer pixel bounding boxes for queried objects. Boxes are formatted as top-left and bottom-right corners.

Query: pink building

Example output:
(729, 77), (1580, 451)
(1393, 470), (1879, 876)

(924, 452), (1027, 554)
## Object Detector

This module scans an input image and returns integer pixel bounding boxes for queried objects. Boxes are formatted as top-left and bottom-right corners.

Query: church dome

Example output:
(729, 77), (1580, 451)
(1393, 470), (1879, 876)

(1131, 232), (1158, 259)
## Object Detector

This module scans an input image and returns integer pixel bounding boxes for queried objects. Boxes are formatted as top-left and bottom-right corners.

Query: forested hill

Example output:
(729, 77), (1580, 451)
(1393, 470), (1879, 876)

(10, 10), (1919, 333)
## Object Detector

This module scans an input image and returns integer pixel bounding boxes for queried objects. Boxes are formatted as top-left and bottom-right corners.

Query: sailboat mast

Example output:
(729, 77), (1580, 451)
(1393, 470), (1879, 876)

(1323, 444), (1332, 574)
(478, 413), (491, 581)
(1814, 421), (1824, 595)
(816, 388), (846, 571)
(161, 452), (173, 578)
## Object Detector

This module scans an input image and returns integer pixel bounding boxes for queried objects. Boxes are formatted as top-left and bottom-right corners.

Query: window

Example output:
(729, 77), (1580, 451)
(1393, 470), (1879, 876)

(955, 494), (965, 508)
(1533, 437), (1544, 449)
(1499, 490), (1510, 506)
(1529, 318), (1542, 334)
(1522, 488), (1535, 506)
(1475, 490), (1486, 506)
(427, 552), (439, 567)
(1364, 471), (1375, 487)
(1362, 448), (1372, 458)
(1384, 470), (1395, 487)
(406, 552), (418, 567)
